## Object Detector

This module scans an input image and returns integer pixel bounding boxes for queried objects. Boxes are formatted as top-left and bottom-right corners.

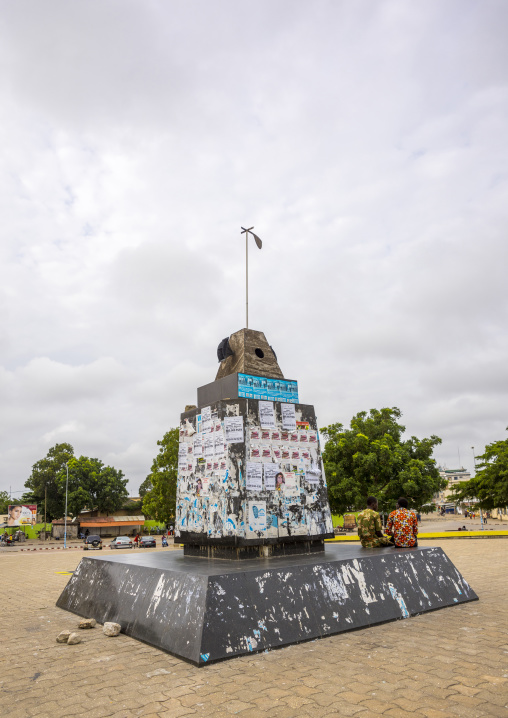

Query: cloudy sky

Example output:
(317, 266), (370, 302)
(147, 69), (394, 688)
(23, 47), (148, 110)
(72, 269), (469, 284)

(1, 0), (507, 497)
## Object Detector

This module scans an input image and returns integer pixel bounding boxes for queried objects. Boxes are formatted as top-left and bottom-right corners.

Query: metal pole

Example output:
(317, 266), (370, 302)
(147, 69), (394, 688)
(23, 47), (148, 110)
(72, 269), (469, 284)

(44, 485), (47, 541)
(246, 232), (248, 329)
(471, 447), (483, 530)
(64, 463), (69, 548)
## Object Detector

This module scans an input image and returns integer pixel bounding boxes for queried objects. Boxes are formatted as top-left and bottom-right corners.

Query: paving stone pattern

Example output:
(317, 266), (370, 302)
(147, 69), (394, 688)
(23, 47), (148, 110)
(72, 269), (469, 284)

(1, 540), (507, 718)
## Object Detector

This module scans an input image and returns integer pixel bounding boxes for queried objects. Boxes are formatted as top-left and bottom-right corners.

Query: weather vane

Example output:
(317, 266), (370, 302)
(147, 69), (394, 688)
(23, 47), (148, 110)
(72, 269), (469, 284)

(240, 226), (262, 329)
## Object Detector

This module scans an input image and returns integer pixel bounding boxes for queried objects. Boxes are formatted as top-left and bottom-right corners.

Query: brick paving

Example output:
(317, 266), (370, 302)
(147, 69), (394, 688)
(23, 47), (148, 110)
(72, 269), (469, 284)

(1, 540), (507, 717)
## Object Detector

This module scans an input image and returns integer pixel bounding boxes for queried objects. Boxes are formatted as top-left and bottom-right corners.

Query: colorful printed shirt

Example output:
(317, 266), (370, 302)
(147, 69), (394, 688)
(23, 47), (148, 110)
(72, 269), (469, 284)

(357, 508), (391, 548)
(387, 508), (418, 547)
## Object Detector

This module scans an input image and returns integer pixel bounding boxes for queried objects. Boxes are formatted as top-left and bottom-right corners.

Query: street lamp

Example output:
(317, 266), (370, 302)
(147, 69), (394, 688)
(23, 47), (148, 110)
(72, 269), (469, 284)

(471, 447), (483, 531)
(240, 226), (263, 329)
(64, 462), (69, 548)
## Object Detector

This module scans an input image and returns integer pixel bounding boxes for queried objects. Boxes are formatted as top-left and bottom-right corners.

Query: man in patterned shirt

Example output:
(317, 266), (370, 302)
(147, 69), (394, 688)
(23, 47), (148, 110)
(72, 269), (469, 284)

(386, 497), (418, 548)
(357, 497), (393, 548)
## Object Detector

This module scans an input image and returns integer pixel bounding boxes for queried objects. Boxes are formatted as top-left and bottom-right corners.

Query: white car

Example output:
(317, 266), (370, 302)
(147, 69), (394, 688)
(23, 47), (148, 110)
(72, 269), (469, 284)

(109, 536), (133, 549)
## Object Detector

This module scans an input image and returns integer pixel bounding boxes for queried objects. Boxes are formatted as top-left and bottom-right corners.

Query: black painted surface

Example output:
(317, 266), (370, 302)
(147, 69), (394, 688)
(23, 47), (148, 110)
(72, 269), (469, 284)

(57, 544), (478, 665)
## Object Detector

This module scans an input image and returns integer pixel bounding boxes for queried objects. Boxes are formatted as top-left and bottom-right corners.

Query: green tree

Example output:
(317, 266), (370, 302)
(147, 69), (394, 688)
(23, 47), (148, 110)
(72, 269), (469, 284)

(142, 428), (179, 524)
(448, 430), (508, 510)
(138, 475), (153, 498)
(25, 444), (128, 519)
(0, 490), (11, 514)
(55, 456), (129, 518)
(321, 408), (445, 515)
(24, 443), (75, 521)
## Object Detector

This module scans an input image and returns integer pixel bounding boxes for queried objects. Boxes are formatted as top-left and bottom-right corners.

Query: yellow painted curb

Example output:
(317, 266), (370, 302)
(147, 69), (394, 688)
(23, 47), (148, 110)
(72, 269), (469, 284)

(326, 530), (508, 542)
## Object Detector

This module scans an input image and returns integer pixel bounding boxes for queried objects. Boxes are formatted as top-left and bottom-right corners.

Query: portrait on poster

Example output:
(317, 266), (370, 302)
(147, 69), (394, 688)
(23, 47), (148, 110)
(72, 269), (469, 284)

(263, 463), (280, 490)
(7, 504), (36, 526)
(275, 471), (285, 491)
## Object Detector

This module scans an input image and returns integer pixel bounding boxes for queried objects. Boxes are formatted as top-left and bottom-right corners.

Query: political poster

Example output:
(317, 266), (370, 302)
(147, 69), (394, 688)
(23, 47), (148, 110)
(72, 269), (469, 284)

(259, 401), (276, 429)
(246, 462), (263, 491)
(281, 403), (297, 431)
(248, 501), (267, 533)
(263, 463), (281, 490)
(193, 433), (203, 458)
(224, 416), (244, 444)
(201, 406), (212, 433)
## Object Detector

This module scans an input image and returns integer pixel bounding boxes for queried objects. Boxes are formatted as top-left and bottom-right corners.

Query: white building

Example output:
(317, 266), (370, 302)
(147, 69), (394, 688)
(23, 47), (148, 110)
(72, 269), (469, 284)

(433, 467), (472, 510)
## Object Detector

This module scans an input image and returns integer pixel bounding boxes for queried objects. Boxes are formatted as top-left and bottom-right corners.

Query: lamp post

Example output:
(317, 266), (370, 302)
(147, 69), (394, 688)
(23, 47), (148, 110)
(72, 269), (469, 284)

(64, 462), (69, 548)
(471, 447), (483, 531)
(240, 226), (262, 329)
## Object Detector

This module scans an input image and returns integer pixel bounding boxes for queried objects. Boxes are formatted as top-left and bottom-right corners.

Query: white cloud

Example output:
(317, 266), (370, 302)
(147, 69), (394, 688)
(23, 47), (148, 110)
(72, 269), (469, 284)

(1, 0), (507, 492)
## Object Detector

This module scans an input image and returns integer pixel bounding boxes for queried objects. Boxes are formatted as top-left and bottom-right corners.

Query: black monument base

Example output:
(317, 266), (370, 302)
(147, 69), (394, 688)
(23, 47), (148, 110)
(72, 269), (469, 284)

(183, 538), (326, 560)
(56, 544), (477, 666)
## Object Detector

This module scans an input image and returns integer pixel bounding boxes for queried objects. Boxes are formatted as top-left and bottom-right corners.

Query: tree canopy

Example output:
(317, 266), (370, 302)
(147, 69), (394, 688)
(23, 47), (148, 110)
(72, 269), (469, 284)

(141, 428), (179, 524)
(24, 443), (74, 521)
(57, 456), (129, 518)
(448, 430), (508, 510)
(0, 490), (11, 514)
(24, 443), (128, 519)
(321, 407), (445, 515)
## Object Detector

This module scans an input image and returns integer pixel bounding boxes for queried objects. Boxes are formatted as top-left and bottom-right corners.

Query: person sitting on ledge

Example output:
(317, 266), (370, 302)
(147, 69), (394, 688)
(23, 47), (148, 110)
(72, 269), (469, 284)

(386, 497), (418, 548)
(357, 497), (393, 548)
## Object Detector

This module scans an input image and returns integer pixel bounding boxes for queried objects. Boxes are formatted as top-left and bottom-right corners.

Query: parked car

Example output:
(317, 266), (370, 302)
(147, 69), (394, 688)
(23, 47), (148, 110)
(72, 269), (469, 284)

(138, 536), (156, 548)
(109, 536), (134, 549)
(83, 534), (103, 550)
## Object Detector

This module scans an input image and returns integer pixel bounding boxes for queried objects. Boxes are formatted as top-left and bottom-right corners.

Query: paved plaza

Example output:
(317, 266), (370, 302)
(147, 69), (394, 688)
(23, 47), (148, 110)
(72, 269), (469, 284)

(1, 539), (507, 718)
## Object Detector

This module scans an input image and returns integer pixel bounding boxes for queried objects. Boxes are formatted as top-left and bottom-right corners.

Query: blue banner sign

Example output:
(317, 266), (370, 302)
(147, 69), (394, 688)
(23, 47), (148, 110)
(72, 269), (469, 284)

(238, 373), (299, 404)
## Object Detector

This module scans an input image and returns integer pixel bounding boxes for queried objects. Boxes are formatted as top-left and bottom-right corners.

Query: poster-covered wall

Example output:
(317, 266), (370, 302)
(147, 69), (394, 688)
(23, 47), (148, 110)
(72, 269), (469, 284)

(175, 397), (333, 543)
(237, 373), (299, 404)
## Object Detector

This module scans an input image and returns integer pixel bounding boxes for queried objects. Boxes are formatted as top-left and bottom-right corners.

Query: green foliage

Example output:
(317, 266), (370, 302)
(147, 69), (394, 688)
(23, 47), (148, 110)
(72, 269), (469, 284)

(321, 408), (445, 514)
(142, 428), (179, 524)
(24, 443), (128, 519)
(138, 475), (153, 498)
(448, 430), (508, 510)
(0, 490), (11, 514)
(24, 443), (75, 521)
(55, 456), (129, 518)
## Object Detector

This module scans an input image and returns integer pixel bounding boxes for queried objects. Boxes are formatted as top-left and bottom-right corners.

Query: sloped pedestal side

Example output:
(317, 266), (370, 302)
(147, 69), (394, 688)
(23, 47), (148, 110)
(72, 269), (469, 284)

(56, 545), (478, 666)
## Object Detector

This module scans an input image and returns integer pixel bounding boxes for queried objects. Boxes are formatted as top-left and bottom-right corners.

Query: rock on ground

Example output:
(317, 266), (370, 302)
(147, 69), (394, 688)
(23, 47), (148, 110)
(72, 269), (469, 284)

(103, 622), (121, 637)
(56, 630), (72, 643)
(78, 618), (96, 629)
(67, 632), (82, 645)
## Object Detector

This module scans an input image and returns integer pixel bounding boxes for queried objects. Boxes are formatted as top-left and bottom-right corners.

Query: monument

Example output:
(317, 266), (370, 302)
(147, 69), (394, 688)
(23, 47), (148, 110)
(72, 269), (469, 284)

(57, 228), (478, 665)
(176, 327), (334, 560)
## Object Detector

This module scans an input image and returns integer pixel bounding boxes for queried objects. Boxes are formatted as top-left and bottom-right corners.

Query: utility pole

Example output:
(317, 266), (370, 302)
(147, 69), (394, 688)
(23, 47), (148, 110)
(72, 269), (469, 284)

(471, 447), (483, 531)
(64, 463), (69, 548)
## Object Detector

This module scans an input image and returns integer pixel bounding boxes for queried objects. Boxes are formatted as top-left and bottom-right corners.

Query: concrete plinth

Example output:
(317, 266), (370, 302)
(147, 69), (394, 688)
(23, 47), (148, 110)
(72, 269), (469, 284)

(56, 544), (478, 666)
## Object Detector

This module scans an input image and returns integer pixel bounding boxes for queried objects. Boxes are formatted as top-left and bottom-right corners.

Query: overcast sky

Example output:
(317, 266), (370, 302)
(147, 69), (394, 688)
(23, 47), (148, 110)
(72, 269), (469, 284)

(1, 0), (507, 498)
